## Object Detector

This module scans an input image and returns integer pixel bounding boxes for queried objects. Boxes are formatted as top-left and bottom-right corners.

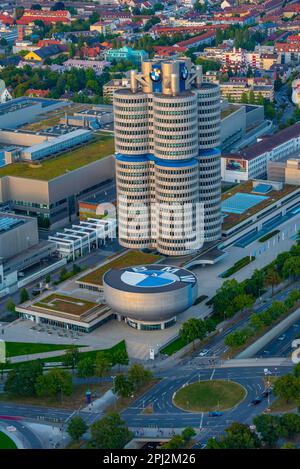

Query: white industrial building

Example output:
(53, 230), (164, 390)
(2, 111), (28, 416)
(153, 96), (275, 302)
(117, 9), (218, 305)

(48, 218), (117, 260)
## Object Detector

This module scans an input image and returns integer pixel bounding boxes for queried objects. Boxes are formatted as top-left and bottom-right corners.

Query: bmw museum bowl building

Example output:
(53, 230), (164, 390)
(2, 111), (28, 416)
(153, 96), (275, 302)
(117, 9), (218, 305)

(103, 265), (198, 331)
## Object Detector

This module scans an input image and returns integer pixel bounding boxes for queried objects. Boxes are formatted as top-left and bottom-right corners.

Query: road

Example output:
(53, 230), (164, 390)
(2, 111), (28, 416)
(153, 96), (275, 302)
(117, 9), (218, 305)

(255, 320), (300, 358)
(179, 283), (300, 366)
(0, 364), (292, 447)
(121, 365), (290, 444)
(275, 85), (296, 124)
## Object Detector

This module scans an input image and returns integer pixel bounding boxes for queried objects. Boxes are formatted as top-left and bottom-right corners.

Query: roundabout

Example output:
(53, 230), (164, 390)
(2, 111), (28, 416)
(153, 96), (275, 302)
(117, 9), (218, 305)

(173, 380), (246, 412)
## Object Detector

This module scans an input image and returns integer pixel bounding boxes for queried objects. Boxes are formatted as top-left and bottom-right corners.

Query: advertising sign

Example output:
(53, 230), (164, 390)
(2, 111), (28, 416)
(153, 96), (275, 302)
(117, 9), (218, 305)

(226, 158), (247, 172)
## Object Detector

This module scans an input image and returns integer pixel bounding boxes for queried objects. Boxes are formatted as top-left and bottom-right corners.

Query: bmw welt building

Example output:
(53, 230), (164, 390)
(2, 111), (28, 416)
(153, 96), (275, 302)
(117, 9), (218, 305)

(103, 264), (198, 331)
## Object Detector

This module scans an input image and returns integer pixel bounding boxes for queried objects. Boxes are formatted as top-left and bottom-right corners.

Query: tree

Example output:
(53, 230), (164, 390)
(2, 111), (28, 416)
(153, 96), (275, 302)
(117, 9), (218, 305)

(77, 357), (95, 378)
(6, 298), (16, 315)
(253, 414), (282, 447)
(20, 288), (30, 303)
(67, 416), (88, 441)
(63, 346), (80, 372)
(182, 427), (196, 443)
(90, 413), (132, 449)
(5, 361), (43, 397)
(213, 279), (243, 318)
(244, 269), (264, 298)
(273, 374), (300, 403)
(282, 256), (300, 282)
(293, 362), (300, 379)
(161, 435), (185, 449)
(232, 293), (254, 313)
(224, 327), (253, 348)
(35, 368), (73, 399)
(94, 352), (111, 377)
(59, 266), (68, 281)
(206, 422), (261, 449)
(280, 413), (300, 438)
(128, 364), (152, 390)
(113, 349), (129, 372)
(114, 374), (134, 398)
(264, 267), (281, 295)
(179, 318), (205, 349)
(249, 313), (264, 331)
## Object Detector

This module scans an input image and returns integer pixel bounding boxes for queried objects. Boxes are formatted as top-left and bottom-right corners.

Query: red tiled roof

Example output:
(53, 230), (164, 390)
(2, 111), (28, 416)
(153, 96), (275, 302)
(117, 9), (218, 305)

(176, 31), (215, 47)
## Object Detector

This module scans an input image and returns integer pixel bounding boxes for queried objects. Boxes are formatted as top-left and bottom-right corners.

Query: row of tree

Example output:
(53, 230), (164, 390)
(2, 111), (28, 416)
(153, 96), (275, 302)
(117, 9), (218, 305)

(225, 289), (300, 348)
(176, 231), (300, 352)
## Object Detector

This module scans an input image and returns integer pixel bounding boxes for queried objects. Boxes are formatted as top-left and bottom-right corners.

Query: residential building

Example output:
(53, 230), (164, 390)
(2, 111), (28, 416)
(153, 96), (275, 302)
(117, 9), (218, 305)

(105, 46), (149, 65)
(103, 77), (130, 103)
(16, 9), (71, 25)
(24, 44), (67, 62)
(268, 158), (300, 185)
(0, 79), (11, 103)
(220, 79), (274, 102)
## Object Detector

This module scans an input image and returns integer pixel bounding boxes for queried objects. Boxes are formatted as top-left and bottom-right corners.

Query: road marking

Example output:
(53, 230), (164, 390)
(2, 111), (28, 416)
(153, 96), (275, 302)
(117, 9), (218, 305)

(210, 369), (216, 380)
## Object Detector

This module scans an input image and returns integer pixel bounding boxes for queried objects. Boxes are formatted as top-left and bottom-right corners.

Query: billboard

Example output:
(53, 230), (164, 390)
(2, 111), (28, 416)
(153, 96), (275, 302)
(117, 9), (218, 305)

(226, 158), (247, 172)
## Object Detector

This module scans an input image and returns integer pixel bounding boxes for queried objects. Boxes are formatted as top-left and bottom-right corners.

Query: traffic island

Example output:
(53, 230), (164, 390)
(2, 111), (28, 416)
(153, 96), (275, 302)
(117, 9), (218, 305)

(173, 380), (246, 412)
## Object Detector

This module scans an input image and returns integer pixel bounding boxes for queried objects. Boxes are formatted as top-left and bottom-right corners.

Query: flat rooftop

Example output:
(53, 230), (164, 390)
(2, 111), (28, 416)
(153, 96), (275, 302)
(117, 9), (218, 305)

(222, 181), (299, 231)
(34, 294), (97, 317)
(78, 251), (162, 287)
(0, 133), (114, 180)
(0, 214), (25, 234)
(227, 121), (300, 161)
(27, 293), (111, 324)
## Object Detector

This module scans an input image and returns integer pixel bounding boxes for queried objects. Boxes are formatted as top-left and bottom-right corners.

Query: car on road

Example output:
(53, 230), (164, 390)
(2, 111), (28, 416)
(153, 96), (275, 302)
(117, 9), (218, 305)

(199, 349), (209, 357)
(208, 411), (223, 417)
(261, 389), (272, 398)
(278, 335), (286, 341)
(250, 397), (262, 406)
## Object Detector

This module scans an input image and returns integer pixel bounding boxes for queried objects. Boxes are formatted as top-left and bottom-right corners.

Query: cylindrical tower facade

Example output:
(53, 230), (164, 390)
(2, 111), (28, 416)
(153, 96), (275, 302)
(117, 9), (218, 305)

(196, 82), (221, 242)
(113, 59), (222, 255)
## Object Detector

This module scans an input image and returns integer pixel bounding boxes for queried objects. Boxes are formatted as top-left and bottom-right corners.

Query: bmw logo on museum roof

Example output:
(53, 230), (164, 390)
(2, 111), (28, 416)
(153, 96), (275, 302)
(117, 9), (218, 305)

(103, 264), (198, 323)
(104, 264), (196, 293)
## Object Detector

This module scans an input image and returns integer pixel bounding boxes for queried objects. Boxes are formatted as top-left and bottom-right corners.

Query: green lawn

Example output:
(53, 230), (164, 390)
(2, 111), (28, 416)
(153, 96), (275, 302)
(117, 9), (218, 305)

(5, 341), (81, 358)
(173, 380), (246, 412)
(220, 255), (255, 278)
(258, 230), (280, 243)
(160, 337), (187, 356)
(0, 133), (114, 180)
(4, 340), (127, 369)
(0, 431), (17, 449)
(78, 251), (162, 286)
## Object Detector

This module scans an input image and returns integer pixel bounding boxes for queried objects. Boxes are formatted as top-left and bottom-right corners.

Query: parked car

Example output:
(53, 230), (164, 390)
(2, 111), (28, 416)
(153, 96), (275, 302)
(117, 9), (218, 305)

(250, 397), (262, 406)
(208, 411), (223, 417)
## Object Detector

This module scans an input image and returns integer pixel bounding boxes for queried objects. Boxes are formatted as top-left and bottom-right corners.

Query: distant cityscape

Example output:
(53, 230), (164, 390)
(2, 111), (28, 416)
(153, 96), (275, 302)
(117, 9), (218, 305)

(0, 0), (300, 456)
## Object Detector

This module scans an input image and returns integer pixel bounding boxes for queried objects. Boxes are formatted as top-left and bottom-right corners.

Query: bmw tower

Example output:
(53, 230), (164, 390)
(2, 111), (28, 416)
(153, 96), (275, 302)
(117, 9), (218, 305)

(113, 59), (221, 256)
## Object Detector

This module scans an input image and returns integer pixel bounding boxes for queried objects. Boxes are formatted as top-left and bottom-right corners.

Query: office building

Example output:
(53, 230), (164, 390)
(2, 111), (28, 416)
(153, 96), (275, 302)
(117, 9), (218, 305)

(268, 158), (300, 185)
(0, 212), (64, 297)
(221, 122), (300, 183)
(114, 59), (221, 256)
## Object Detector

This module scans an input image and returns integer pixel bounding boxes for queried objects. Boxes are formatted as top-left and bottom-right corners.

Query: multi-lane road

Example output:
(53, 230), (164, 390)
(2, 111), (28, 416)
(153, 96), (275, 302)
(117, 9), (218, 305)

(121, 365), (291, 444)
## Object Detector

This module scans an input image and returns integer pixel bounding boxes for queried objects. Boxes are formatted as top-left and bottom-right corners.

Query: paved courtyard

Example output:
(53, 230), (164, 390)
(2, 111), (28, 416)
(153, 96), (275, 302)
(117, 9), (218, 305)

(2, 211), (300, 360)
